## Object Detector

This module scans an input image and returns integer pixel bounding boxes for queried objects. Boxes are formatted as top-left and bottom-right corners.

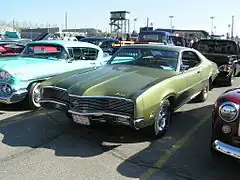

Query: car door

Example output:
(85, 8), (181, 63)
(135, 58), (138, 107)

(182, 51), (204, 97)
(175, 51), (204, 106)
(66, 47), (99, 71)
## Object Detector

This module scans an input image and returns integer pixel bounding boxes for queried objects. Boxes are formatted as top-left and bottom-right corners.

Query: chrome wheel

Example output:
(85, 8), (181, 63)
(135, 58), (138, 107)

(230, 73), (234, 84)
(32, 83), (41, 108)
(202, 86), (208, 100)
(154, 102), (170, 135)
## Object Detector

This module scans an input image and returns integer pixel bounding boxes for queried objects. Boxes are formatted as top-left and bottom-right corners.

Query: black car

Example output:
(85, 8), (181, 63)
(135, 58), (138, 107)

(80, 37), (120, 54)
(193, 39), (240, 86)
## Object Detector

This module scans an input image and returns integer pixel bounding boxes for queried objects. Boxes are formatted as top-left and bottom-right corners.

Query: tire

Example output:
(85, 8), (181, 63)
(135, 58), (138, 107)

(26, 82), (41, 109)
(144, 99), (171, 139)
(226, 72), (234, 86)
(195, 80), (209, 102)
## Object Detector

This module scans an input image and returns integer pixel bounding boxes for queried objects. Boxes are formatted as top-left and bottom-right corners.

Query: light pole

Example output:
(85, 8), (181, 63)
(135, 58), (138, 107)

(210, 16), (215, 35)
(133, 18), (137, 32)
(169, 16), (174, 33)
(228, 24), (231, 38)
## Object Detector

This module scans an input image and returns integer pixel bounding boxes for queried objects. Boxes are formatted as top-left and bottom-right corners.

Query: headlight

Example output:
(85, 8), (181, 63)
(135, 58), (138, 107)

(219, 102), (239, 122)
(0, 71), (11, 81)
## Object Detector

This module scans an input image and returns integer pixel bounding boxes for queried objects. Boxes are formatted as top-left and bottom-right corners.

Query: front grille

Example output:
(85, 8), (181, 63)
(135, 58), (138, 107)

(69, 95), (135, 118)
(41, 86), (69, 103)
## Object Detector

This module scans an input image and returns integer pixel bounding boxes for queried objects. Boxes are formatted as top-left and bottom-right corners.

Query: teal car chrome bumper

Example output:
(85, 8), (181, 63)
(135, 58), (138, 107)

(0, 89), (28, 104)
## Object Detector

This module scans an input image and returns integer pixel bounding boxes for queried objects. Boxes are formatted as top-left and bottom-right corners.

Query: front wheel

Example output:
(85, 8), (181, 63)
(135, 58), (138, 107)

(144, 99), (171, 139)
(27, 82), (41, 109)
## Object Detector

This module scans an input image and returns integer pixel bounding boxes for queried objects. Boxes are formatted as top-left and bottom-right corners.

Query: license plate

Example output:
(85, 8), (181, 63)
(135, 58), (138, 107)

(72, 115), (90, 125)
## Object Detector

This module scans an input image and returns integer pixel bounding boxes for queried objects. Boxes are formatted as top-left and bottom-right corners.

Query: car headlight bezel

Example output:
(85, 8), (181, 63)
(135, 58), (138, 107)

(219, 101), (239, 122)
(0, 71), (12, 81)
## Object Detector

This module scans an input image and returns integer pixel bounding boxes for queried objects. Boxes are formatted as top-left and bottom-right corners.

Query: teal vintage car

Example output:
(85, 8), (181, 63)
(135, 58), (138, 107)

(0, 40), (110, 109)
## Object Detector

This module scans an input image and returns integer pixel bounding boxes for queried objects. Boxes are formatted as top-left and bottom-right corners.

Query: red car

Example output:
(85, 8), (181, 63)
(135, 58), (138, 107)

(0, 41), (26, 56)
(211, 88), (240, 159)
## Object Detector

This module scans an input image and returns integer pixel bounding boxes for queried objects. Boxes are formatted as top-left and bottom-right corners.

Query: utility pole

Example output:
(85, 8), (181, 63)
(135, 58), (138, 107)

(12, 18), (15, 29)
(228, 24), (231, 37)
(210, 16), (215, 35)
(231, 15), (234, 39)
(146, 17), (149, 30)
(169, 16), (174, 33)
(65, 12), (68, 30)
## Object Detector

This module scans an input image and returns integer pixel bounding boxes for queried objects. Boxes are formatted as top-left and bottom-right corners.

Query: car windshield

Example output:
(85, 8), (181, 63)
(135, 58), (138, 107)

(20, 44), (68, 59)
(196, 40), (238, 54)
(108, 47), (179, 71)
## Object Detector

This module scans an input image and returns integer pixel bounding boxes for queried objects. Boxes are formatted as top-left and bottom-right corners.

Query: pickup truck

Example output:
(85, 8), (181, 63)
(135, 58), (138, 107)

(193, 39), (240, 86)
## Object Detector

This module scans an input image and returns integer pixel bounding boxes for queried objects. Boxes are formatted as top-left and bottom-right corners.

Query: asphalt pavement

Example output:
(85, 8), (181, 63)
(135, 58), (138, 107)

(0, 78), (240, 180)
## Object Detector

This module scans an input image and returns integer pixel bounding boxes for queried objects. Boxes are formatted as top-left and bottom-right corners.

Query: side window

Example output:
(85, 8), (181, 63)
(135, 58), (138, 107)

(68, 47), (99, 60)
(181, 51), (201, 69)
(82, 48), (99, 60)
(72, 48), (83, 60)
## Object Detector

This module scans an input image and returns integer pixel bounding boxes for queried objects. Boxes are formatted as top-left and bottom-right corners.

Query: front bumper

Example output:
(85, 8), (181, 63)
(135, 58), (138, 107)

(40, 100), (148, 129)
(0, 89), (28, 104)
(212, 140), (240, 159)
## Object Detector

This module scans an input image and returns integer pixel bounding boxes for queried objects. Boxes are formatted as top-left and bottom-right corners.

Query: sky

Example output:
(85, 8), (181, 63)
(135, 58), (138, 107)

(2, 0), (240, 36)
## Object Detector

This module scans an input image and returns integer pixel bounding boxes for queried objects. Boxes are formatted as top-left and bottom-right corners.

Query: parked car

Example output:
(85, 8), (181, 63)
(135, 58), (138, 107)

(0, 40), (110, 109)
(39, 44), (219, 138)
(0, 40), (29, 58)
(193, 39), (240, 86)
(211, 87), (240, 159)
(80, 37), (120, 54)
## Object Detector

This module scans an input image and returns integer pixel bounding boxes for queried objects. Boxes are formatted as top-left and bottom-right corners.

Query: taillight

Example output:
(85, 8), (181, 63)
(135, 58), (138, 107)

(219, 65), (232, 72)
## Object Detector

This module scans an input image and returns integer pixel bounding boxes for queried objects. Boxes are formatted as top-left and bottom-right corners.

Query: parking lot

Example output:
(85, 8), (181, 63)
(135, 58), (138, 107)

(0, 79), (239, 180)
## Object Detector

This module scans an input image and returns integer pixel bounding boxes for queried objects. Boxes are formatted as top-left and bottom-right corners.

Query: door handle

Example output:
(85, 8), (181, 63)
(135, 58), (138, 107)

(197, 70), (201, 73)
(90, 62), (96, 65)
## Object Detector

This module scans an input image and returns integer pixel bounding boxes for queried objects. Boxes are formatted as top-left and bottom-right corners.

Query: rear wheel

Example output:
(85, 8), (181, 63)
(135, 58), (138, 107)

(195, 80), (209, 102)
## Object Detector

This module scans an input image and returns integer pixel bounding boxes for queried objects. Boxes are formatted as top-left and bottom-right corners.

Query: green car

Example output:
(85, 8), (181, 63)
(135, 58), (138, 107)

(40, 44), (219, 138)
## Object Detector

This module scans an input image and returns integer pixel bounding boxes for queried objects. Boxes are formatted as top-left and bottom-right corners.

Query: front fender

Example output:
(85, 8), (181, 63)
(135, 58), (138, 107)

(136, 81), (176, 122)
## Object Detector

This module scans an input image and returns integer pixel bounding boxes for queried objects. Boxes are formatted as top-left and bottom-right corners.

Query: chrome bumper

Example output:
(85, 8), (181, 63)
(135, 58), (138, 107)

(0, 89), (28, 104)
(40, 99), (149, 129)
(212, 140), (240, 159)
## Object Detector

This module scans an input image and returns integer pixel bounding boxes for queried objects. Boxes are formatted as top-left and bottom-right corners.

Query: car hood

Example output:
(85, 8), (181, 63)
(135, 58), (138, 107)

(0, 57), (66, 81)
(53, 64), (178, 99)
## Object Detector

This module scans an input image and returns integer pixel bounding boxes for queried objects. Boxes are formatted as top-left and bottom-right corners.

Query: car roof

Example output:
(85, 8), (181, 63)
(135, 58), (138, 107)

(122, 44), (192, 52)
(27, 40), (102, 50)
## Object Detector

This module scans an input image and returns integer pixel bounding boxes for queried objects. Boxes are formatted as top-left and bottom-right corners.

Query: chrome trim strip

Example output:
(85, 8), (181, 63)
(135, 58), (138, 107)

(21, 73), (62, 82)
(40, 86), (67, 91)
(218, 101), (240, 122)
(69, 94), (134, 102)
(212, 140), (240, 159)
(39, 99), (67, 107)
(68, 110), (131, 119)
